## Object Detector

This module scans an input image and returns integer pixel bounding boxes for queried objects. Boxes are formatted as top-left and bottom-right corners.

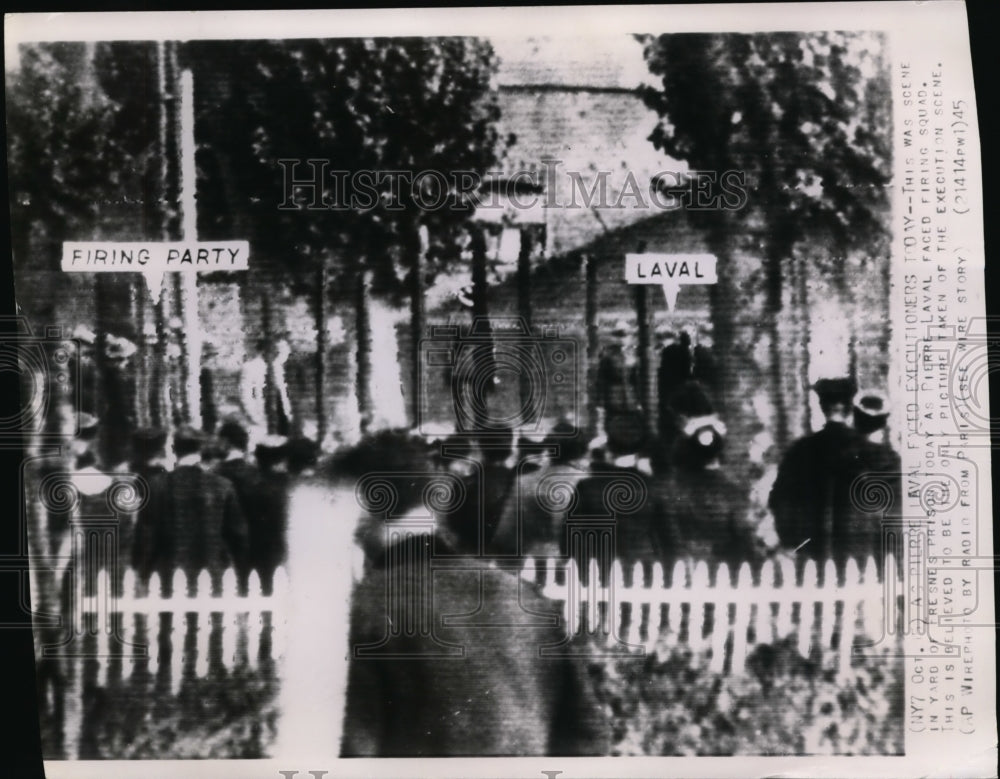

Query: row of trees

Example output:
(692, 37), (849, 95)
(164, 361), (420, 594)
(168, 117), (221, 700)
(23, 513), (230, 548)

(7, 33), (890, 468)
(639, 32), (891, 479)
(8, 38), (509, 445)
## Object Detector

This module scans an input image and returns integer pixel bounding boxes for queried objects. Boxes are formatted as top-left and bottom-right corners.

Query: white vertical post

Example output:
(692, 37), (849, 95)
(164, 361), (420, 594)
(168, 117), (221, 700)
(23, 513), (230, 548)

(170, 569), (185, 694)
(196, 570), (212, 678)
(275, 484), (356, 763)
(121, 568), (135, 679)
(247, 570), (263, 670)
(709, 562), (730, 673)
(221, 569), (238, 671)
(840, 558), (862, 675)
(178, 68), (202, 429)
(820, 559), (838, 650)
(777, 555), (796, 640)
(861, 555), (879, 637)
(730, 562), (754, 675)
(611, 560), (626, 645)
(270, 566), (289, 663)
(689, 560), (710, 652)
(96, 567), (110, 687)
(759, 559), (777, 644)
(799, 559), (819, 658)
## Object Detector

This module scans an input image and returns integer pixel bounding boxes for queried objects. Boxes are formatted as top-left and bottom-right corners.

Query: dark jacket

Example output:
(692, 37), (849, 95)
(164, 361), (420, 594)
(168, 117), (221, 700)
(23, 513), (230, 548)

(661, 466), (760, 579)
(769, 422), (879, 570)
(341, 538), (609, 756)
(133, 464), (249, 594)
(573, 464), (679, 585)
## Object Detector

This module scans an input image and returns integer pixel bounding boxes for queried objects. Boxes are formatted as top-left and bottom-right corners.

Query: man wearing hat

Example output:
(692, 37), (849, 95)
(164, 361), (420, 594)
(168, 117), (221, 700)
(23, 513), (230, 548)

(659, 415), (760, 578)
(573, 410), (678, 586)
(596, 322), (643, 439)
(491, 419), (590, 560)
(852, 392), (903, 571)
(769, 377), (865, 573)
(129, 427), (169, 480)
(251, 435), (291, 593)
(132, 426), (249, 596)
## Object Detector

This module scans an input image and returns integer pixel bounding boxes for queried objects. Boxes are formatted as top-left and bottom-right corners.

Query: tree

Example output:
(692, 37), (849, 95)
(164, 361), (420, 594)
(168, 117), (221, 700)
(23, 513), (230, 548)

(8, 43), (152, 452)
(190, 38), (503, 437)
(638, 32), (891, 465)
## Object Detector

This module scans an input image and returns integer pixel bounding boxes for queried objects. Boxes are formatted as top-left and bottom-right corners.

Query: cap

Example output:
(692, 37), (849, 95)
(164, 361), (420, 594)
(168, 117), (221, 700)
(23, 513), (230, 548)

(200, 437), (227, 461)
(855, 392), (889, 418)
(605, 410), (647, 457)
(812, 377), (858, 407)
(131, 427), (167, 454)
(682, 414), (727, 440)
(286, 436), (319, 471)
(76, 412), (99, 440)
(217, 419), (250, 451)
(173, 426), (205, 457)
(854, 391), (890, 435)
(255, 435), (289, 469)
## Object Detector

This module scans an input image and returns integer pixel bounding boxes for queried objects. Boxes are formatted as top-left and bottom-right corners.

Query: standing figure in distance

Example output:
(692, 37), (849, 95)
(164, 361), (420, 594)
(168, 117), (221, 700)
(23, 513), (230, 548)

(660, 416), (760, 580)
(852, 391), (903, 574)
(768, 377), (863, 577)
(133, 427), (249, 596)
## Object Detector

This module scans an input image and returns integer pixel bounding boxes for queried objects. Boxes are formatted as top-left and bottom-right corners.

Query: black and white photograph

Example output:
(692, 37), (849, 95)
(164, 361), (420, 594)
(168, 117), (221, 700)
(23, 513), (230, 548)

(3, 4), (994, 777)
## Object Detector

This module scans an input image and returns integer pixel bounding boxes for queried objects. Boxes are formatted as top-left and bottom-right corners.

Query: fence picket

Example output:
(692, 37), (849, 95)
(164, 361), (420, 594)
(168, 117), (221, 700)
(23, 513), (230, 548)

(820, 559), (838, 650)
(271, 567), (290, 662)
(96, 567), (111, 686)
(708, 562), (730, 673)
(247, 571), (264, 669)
(840, 558), (862, 675)
(731, 562), (754, 674)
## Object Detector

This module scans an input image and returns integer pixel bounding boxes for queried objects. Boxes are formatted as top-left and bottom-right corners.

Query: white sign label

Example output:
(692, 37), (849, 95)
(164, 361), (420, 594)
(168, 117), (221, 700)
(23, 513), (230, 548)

(61, 241), (249, 299)
(624, 253), (717, 310)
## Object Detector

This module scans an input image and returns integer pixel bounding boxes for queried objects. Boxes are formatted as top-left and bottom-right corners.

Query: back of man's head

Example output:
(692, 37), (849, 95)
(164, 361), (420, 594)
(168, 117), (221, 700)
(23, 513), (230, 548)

(218, 419), (249, 453)
(173, 427), (203, 459)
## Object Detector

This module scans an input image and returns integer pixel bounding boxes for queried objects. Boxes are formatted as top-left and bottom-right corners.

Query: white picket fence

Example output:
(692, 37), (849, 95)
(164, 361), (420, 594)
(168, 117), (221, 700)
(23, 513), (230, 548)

(520, 553), (900, 675)
(52, 565), (287, 760)
(66, 565), (289, 686)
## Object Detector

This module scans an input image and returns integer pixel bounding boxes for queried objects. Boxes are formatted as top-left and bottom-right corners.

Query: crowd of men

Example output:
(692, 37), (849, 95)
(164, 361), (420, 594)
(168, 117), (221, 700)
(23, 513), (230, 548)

(43, 323), (903, 757)
(53, 414), (318, 597)
(52, 324), (902, 594)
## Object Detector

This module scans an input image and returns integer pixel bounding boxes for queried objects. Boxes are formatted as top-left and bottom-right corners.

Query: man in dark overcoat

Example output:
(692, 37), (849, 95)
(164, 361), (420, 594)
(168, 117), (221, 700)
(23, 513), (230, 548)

(769, 377), (866, 575)
(132, 427), (248, 595)
(340, 431), (609, 757)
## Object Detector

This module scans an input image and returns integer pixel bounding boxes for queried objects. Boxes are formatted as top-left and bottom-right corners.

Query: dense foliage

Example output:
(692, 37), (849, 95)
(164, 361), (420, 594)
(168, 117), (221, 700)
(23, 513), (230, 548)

(592, 635), (904, 756)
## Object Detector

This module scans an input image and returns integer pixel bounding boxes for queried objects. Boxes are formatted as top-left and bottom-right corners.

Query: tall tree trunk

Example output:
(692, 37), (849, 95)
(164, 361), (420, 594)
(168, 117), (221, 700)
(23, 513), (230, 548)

(133, 278), (150, 429)
(93, 276), (113, 466)
(584, 252), (599, 438)
(408, 225), (427, 429)
(633, 278), (655, 438)
(261, 288), (278, 435)
(796, 251), (812, 435)
(468, 225), (493, 431)
(355, 266), (373, 435)
(516, 225), (535, 411)
(765, 244), (789, 453)
(314, 259), (329, 446)
(705, 224), (754, 488)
